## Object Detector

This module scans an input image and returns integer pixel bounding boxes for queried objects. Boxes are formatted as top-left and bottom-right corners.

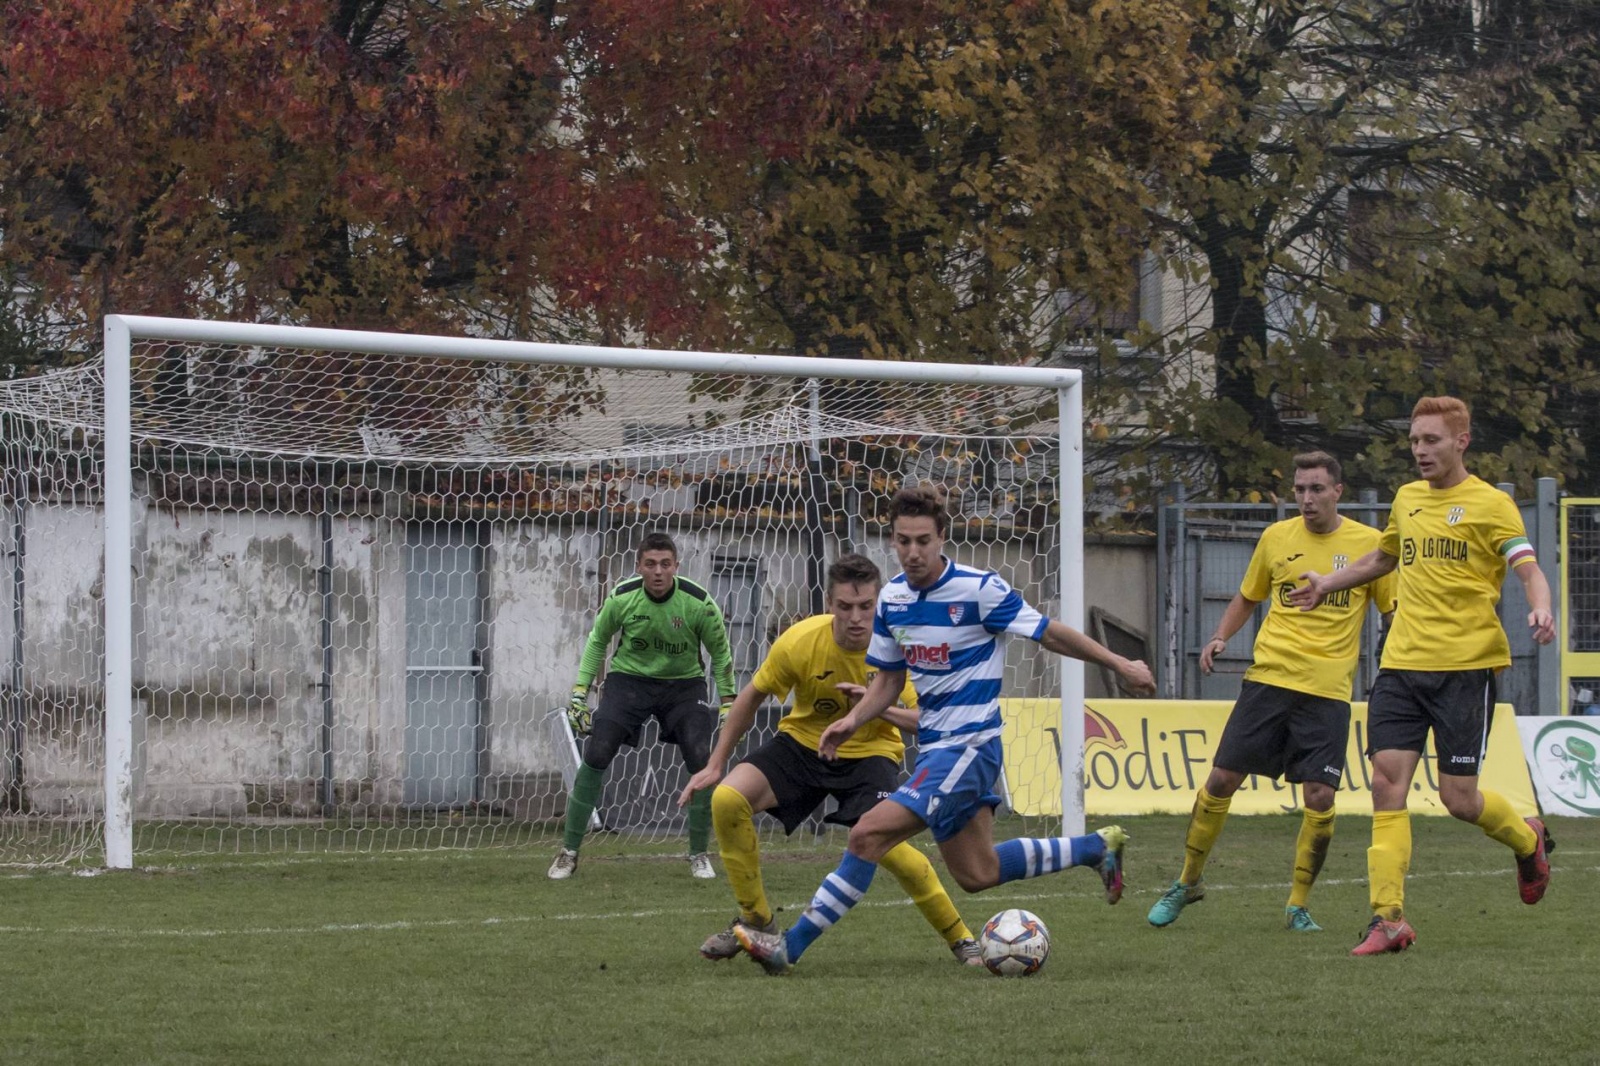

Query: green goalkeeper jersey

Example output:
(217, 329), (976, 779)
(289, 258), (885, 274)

(576, 576), (736, 699)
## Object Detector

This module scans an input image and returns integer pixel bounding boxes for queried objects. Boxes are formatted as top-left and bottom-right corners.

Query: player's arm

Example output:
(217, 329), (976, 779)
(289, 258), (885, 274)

(1200, 592), (1262, 674)
(1513, 558), (1556, 645)
(1287, 548), (1396, 610)
(677, 681), (769, 806)
(697, 599), (738, 712)
(836, 682), (919, 731)
(817, 668), (905, 760)
(568, 593), (624, 732)
(574, 593), (624, 691)
(1037, 620), (1155, 696)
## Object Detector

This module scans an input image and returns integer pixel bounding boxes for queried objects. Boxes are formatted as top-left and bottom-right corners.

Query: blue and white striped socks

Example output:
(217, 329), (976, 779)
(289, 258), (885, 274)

(784, 852), (878, 962)
(994, 834), (1105, 885)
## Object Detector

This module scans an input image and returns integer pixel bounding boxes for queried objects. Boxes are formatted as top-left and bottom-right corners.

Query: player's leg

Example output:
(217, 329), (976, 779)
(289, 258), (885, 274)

(1425, 670), (1552, 902)
(1285, 782), (1335, 931)
(708, 734), (820, 951)
(660, 679), (718, 876)
(1282, 694), (1349, 931)
(1147, 764), (1240, 926)
(549, 678), (649, 879)
(1152, 683), (1286, 926)
(700, 762), (782, 959)
(736, 796), (925, 973)
(915, 740), (1121, 900)
(1354, 671), (1426, 954)
(826, 753), (978, 962)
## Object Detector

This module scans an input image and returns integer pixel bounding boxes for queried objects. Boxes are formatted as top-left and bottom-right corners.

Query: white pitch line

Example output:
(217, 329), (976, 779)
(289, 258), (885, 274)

(0, 863), (1590, 940)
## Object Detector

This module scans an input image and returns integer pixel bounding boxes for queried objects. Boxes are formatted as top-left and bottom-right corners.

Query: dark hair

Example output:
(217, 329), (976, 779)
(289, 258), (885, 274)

(636, 531), (678, 560)
(826, 553), (882, 595)
(1292, 450), (1342, 484)
(887, 484), (949, 535)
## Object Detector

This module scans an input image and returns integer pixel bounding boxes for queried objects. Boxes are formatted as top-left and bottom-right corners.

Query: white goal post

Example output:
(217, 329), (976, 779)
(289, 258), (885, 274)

(7, 315), (1086, 868)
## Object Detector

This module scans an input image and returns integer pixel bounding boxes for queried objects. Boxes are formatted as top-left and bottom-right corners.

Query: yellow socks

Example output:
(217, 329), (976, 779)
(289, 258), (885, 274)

(1368, 809), (1411, 920)
(881, 842), (973, 946)
(1179, 787), (1233, 885)
(710, 785), (770, 926)
(1287, 806), (1335, 908)
(1474, 789), (1537, 857)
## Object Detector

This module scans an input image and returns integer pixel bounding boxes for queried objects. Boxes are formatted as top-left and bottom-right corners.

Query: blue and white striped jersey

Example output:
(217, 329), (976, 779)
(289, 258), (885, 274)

(867, 558), (1049, 751)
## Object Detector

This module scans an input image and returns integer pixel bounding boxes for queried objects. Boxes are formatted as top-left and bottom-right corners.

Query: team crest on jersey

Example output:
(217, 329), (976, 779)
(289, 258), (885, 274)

(1332, 554), (1348, 570)
(948, 604), (966, 624)
(671, 616), (685, 629)
(1447, 506), (1465, 525)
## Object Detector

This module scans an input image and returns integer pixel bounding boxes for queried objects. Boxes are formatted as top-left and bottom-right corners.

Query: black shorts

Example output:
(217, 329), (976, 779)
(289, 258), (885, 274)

(742, 733), (901, 834)
(594, 673), (712, 750)
(1213, 680), (1350, 788)
(1367, 668), (1497, 776)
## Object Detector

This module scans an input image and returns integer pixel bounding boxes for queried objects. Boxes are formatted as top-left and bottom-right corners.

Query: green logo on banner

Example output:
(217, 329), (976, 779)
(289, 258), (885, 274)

(1533, 719), (1600, 815)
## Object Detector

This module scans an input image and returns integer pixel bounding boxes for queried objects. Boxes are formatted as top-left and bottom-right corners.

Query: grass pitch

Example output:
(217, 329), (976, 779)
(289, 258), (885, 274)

(2, 814), (1595, 1065)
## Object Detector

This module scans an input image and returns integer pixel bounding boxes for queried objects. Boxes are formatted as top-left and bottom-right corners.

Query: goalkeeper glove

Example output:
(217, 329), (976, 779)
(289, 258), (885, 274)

(718, 698), (734, 721)
(567, 686), (592, 737)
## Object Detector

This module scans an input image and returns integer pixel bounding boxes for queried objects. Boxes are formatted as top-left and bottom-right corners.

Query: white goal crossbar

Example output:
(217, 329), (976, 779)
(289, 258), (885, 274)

(99, 315), (1087, 868)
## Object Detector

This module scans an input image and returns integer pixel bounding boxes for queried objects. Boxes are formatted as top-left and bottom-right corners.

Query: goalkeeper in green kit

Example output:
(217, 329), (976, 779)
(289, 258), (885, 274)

(549, 532), (737, 881)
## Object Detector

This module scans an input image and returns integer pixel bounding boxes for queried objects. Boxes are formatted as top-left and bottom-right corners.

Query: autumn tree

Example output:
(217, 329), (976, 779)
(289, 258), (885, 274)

(1128, 0), (1600, 497)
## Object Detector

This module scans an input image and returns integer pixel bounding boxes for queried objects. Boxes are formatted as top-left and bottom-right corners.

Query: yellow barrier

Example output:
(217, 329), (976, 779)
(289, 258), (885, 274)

(998, 698), (1536, 817)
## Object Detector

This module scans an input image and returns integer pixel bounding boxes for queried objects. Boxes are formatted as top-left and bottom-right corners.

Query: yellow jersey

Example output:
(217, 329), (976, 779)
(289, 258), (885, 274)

(751, 614), (917, 762)
(1379, 475), (1536, 671)
(1240, 516), (1397, 701)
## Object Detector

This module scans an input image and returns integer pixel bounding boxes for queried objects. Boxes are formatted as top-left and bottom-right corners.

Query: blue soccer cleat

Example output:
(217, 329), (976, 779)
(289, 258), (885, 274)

(1147, 879), (1205, 927)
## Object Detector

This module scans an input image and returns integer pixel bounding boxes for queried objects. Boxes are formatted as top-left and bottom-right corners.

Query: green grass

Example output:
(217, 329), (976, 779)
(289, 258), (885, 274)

(2, 814), (1596, 1065)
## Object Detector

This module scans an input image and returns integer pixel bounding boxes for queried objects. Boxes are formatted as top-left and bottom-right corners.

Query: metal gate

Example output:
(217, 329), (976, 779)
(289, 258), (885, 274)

(1561, 498), (1600, 715)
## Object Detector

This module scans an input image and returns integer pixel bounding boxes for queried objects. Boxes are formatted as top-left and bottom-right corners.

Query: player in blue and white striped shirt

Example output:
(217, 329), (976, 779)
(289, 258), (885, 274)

(738, 485), (1156, 973)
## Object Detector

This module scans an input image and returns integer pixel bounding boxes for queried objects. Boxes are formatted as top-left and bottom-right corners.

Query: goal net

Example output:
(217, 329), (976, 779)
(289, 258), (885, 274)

(0, 317), (1084, 867)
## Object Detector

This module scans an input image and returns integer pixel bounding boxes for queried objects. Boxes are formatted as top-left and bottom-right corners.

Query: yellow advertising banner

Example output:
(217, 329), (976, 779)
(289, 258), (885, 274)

(998, 698), (1536, 818)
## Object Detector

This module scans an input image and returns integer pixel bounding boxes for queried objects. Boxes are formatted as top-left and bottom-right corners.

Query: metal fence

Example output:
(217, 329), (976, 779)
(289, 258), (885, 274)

(1561, 498), (1600, 715)
(1157, 478), (1564, 715)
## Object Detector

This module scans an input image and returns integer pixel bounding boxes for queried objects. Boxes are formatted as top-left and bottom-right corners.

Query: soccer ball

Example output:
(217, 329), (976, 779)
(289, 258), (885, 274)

(978, 908), (1050, 977)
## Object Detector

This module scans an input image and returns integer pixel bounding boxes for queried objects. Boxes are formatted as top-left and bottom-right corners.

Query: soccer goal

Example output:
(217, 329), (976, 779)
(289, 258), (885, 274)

(0, 315), (1086, 868)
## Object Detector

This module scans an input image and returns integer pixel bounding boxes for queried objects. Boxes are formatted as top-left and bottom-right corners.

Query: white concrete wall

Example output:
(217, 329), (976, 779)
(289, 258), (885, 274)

(6, 500), (1154, 818)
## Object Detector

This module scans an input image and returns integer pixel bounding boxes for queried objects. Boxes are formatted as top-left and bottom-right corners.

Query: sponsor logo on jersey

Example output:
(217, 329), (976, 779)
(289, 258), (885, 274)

(1447, 506), (1465, 525)
(1408, 507), (1424, 517)
(1402, 538), (1417, 566)
(904, 643), (952, 668)
(1280, 581), (1348, 608)
(884, 589), (916, 604)
(1422, 536), (1469, 561)
(813, 670), (834, 681)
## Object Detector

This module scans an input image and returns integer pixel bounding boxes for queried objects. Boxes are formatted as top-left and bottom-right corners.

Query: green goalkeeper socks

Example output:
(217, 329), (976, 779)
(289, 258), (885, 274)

(687, 785), (713, 854)
(562, 763), (604, 852)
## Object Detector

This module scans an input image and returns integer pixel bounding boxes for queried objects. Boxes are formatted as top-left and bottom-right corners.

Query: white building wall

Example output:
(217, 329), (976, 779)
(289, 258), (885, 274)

(8, 500), (1154, 818)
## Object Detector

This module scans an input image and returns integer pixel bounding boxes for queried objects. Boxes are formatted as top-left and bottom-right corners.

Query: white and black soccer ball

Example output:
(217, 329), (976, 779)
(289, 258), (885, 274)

(979, 908), (1050, 977)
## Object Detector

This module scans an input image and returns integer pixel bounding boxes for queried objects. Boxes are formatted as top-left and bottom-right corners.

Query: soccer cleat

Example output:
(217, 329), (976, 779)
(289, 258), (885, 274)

(949, 938), (984, 967)
(688, 852), (717, 880)
(546, 848), (579, 880)
(1093, 825), (1129, 904)
(1350, 915), (1416, 956)
(1515, 817), (1554, 905)
(1147, 879), (1205, 927)
(700, 915), (777, 961)
(1285, 905), (1323, 932)
(734, 924), (794, 975)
